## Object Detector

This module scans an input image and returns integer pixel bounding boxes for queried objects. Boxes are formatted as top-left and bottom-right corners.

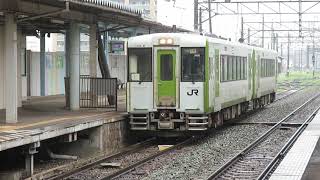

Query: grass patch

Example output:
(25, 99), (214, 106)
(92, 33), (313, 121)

(277, 71), (320, 92)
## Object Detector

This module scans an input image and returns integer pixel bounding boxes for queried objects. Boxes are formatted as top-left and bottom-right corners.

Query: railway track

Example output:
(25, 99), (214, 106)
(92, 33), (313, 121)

(104, 137), (194, 180)
(32, 88), (300, 180)
(207, 93), (320, 180)
(47, 137), (192, 180)
(274, 89), (299, 102)
(45, 138), (156, 180)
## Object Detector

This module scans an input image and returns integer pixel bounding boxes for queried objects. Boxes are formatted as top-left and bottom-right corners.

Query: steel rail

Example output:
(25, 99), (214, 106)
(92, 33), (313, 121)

(274, 89), (299, 102)
(104, 137), (195, 180)
(206, 93), (320, 180)
(257, 105), (320, 180)
(48, 138), (156, 180)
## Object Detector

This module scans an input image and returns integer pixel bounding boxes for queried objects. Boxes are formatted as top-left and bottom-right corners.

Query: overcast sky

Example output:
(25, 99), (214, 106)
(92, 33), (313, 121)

(157, 0), (320, 49)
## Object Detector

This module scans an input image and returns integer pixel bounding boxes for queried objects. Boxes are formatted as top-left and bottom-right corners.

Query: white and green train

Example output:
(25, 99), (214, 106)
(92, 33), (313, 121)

(127, 33), (277, 136)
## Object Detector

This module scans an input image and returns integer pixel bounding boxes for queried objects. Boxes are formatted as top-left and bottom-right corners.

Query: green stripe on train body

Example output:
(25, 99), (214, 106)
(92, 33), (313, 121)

(251, 50), (256, 99)
(215, 49), (220, 98)
(204, 41), (210, 113)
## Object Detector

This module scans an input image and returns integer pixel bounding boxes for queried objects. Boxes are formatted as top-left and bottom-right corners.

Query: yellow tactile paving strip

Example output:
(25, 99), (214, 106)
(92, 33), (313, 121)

(0, 112), (123, 132)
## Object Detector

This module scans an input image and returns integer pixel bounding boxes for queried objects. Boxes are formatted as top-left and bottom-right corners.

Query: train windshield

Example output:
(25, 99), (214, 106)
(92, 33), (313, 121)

(128, 48), (152, 82)
(181, 47), (205, 82)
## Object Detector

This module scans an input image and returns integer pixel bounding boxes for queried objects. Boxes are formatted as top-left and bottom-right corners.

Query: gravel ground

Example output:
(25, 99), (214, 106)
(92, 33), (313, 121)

(218, 127), (297, 180)
(115, 124), (270, 180)
(289, 94), (320, 123)
(275, 89), (297, 100)
(115, 87), (320, 180)
(244, 87), (319, 123)
(34, 159), (74, 175)
(66, 145), (159, 180)
(32, 88), (319, 180)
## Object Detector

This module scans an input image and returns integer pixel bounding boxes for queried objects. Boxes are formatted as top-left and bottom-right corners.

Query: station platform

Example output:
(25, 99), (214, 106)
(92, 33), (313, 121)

(270, 109), (320, 180)
(0, 93), (126, 152)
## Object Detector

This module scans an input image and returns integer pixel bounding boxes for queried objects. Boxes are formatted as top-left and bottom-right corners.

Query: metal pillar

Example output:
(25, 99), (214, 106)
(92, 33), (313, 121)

(194, 0), (198, 31)
(262, 15), (264, 48)
(247, 28), (250, 44)
(208, 0), (212, 34)
(90, 24), (97, 77)
(307, 45), (310, 69)
(313, 37), (315, 77)
(199, 7), (203, 33)
(40, 32), (46, 96)
(287, 33), (290, 76)
(25, 142), (40, 177)
(69, 22), (80, 110)
(25, 154), (34, 177)
(65, 29), (70, 78)
(4, 13), (18, 123)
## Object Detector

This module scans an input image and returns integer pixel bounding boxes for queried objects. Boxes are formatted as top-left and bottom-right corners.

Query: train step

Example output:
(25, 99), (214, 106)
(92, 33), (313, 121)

(188, 122), (208, 126)
(188, 127), (208, 131)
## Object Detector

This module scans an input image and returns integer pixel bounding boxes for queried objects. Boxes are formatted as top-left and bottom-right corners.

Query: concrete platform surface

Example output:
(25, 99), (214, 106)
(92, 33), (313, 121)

(0, 94), (126, 152)
(270, 111), (320, 180)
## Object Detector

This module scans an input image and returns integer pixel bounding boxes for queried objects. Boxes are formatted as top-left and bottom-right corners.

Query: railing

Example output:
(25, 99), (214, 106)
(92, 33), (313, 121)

(65, 77), (117, 110)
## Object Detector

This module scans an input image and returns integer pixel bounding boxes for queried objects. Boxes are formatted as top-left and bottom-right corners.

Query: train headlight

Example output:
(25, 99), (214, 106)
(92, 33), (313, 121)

(159, 38), (166, 45)
(159, 38), (174, 45)
(166, 38), (174, 45)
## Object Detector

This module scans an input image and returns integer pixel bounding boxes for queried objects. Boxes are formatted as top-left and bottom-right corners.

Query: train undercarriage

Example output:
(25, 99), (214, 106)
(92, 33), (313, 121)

(129, 92), (276, 137)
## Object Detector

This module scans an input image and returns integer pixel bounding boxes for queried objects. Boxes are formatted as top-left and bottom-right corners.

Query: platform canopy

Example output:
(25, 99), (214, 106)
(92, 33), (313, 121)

(0, 0), (190, 36)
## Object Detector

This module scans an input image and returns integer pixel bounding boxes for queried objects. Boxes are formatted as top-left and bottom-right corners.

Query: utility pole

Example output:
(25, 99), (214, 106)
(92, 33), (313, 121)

(194, 0), (198, 31)
(300, 46), (302, 71)
(307, 45), (310, 69)
(262, 15), (265, 48)
(271, 22), (274, 50)
(247, 28), (250, 44)
(313, 33), (315, 77)
(208, 0), (212, 34)
(241, 17), (244, 39)
(276, 34), (279, 52)
(239, 17), (244, 43)
(299, 0), (302, 37)
(300, 40), (303, 71)
(199, 7), (203, 33)
(287, 33), (290, 76)
(281, 43), (283, 73)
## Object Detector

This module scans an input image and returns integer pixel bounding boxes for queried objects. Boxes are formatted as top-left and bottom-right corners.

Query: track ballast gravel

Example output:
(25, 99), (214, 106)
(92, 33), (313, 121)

(127, 88), (320, 180)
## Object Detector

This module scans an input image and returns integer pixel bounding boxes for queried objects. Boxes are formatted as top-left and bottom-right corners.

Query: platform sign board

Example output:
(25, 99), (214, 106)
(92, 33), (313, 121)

(110, 41), (125, 53)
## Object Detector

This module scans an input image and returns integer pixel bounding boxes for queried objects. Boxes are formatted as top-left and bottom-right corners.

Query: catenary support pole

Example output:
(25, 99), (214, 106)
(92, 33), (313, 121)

(40, 32), (46, 96)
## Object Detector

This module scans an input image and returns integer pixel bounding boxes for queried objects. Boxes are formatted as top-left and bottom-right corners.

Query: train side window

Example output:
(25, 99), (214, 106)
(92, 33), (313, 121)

(224, 56), (228, 81)
(128, 48), (152, 82)
(227, 56), (232, 81)
(265, 60), (270, 76)
(266, 59), (269, 77)
(181, 47), (205, 82)
(244, 57), (247, 79)
(236, 56), (241, 80)
(261, 59), (264, 77)
(239, 57), (243, 80)
(220, 55), (225, 81)
(232, 56), (237, 80)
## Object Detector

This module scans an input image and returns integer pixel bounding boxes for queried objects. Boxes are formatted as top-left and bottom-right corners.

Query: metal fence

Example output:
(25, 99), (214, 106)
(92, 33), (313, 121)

(80, 77), (117, 109)
(65, 77), (117, 110)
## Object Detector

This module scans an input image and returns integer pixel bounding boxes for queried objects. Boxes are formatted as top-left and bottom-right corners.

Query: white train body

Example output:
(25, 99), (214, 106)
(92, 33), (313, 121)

(127, 33), (277, 135)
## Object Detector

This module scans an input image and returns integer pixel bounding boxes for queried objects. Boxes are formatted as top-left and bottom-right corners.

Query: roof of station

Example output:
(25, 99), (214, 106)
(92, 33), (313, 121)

(0, 0), (190, 37)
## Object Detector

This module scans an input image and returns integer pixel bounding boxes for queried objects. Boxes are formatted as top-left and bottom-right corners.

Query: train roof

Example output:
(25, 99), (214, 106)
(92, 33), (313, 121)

(128, 33), (277, 55)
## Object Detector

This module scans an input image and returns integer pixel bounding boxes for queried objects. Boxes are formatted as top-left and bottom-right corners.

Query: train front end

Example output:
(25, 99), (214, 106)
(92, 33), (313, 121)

(127, 33), (209, 136)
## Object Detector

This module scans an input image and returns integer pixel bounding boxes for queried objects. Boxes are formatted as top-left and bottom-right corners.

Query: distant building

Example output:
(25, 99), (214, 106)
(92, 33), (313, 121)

(110, 0), (157, 21)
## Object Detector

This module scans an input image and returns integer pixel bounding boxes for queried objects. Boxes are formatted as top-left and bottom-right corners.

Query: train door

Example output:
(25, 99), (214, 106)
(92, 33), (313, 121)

(156, 49), (177, 107)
